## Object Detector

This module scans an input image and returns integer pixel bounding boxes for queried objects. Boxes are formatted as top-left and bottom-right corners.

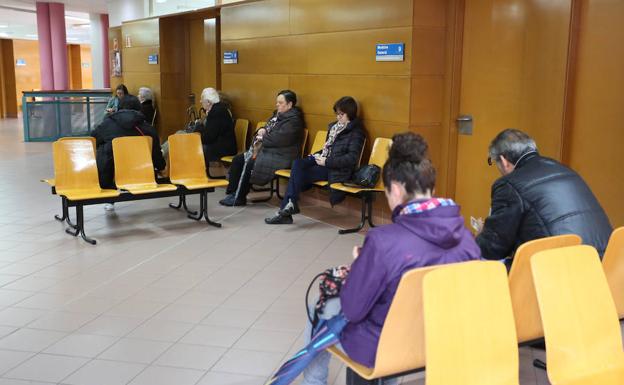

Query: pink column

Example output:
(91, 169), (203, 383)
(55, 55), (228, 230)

(35, 2), (54, 90)
(100, 14), (110, 88)
(48, 2), (68, 90)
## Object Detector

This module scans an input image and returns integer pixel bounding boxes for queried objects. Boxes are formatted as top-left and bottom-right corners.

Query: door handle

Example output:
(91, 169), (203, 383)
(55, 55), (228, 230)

(457, 114), (473, 135)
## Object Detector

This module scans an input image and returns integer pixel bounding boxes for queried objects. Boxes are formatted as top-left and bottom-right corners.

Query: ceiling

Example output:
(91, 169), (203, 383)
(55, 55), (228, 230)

(0, 0), (110, 44)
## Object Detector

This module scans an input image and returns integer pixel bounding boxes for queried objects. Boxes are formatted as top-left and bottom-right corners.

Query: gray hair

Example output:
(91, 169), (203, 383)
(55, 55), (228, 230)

(138, 87), (153, 101)
(201, 88), (220, 104)
(488, 128), (538, 165)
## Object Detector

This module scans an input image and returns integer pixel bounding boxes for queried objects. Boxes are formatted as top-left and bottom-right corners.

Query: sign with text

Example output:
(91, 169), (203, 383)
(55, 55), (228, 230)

(148, 54), (158, 65)
(15, 58), (26, 66)
(223, 51), (238, 64)
(375, 43), (404, 62)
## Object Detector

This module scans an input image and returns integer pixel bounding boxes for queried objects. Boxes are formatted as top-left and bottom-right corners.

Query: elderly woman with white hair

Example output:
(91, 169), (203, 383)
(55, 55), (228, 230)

(193, 87), (236, 163)
(138, 87), (155, 124)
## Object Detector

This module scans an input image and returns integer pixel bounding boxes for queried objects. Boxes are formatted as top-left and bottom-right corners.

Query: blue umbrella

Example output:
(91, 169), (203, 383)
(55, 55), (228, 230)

(266, 314), (348, 385)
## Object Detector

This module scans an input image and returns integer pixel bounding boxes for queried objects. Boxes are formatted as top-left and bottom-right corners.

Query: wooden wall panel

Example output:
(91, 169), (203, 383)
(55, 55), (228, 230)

(222, 73), (289, 110)
(121, 19), (160, 47)
(221, 36), (299, 75)
(122, 46), (161, 73)
(565, 0), (624, 226)
(221, 0), (290, 40)
(290, 0), (413, 34)
(189, 18), (218, 109)
(11, 39), (39, 109)
(410, 76), (444, 125)
(80, 45), (93, 89)
(67, 44), (82, 90)
(0, 39), (18, 117)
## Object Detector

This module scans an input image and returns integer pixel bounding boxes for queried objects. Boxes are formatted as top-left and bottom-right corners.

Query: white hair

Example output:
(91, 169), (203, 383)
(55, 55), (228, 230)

(201, 88), (220, 104)
(138, 87), (153, 101)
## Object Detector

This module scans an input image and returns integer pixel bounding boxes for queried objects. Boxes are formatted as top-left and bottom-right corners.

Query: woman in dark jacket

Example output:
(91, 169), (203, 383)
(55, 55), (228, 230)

(194, 87), (237, 163)
(265, 96), (365, 224)
(220, 90), (304, 206)
(138, 87), (155, 124)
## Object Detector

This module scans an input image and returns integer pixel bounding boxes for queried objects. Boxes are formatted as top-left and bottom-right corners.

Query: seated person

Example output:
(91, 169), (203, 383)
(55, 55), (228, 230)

(105, 84), (128, 115)
(193, 87), (237, 164)
(91, 95), (166, 210)
(300, 132), (481, 385)
(476, 128), (612, 260)
(220, 89), (304, 206)
(265, 96), (365, 224)
(138, 86), (155, 124)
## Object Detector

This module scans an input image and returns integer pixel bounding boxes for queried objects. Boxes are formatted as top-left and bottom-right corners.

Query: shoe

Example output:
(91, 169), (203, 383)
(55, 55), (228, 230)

(219, 194), (247, 207)
(104, 203), (115, 211)
(280, 199), (300, 216)
(265, 212), (293, 224)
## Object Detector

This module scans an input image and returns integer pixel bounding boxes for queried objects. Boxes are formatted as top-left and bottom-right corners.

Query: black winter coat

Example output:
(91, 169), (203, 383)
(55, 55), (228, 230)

(140, 100), (155, 124)
(316, 119), (366, 185)
(251, 108), (304, 185)
(194, 102), (237, 162)
(476, 153), (612, 259)
(91, 110), (166, 189)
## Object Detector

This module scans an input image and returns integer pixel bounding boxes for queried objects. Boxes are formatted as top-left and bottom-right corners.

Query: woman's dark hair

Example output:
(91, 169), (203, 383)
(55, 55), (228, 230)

(382, 132), (436, 195)
(277, 89), (297, 107)
(119, 95), (141, 112)
(333, 96), (358, 121)
(115, 84), (129, 96)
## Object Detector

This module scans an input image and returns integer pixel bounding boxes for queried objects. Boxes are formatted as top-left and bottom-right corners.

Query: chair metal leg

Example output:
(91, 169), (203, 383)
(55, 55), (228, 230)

(188, 191), (222, 228)
(533, 359), (547, 370)
(187, 192), (205, 221)
(66, 205), (96, 245)
(339, 195), (368, 234)
(366, 194), (376, 228)
(55, 197), (77, 228)
(203, 191), (222, 228)
(251, 178), (276, 203)
(276, 177), (284, 200)
(170, 195), (198, 215)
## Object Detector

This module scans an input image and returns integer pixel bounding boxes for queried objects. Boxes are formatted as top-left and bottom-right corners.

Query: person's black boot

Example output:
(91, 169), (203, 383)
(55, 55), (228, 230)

(265, 212), (293, 224)
(280, 199), (300, 216)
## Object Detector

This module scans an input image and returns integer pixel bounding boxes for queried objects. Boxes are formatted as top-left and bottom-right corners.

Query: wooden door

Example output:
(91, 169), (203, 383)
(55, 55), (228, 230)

(454, 0), (572, 223)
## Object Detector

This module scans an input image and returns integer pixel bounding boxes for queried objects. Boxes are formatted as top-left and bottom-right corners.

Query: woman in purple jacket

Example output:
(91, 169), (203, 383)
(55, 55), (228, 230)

(301, 132), (481, 385)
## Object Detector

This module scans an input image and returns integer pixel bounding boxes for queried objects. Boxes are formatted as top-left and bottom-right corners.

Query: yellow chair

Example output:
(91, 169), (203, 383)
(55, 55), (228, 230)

(330, 137), (392, 234)
(53, 139), (120, 244)
(531, 245), (624, 385)
(168, 133), (229, 227)
(220, 118), (250, 164)
(328, 265), (437, 382)
(42, 136), (97, 187)
(603, 227), (624, 319)
(509, 234), (582, 344)
(423, 261), (519, 385)
(112, 136), (177, 194)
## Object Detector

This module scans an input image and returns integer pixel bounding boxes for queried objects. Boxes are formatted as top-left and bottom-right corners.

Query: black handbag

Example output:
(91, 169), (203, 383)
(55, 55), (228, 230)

(344, 165), (381, 188)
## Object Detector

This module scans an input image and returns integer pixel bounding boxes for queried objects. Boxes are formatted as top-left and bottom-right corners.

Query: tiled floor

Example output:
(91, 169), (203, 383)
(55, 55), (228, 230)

(0, 116), (562, 385)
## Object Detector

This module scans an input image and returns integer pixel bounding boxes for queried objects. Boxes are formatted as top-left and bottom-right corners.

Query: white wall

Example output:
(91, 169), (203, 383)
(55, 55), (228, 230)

(107, 0), (148, 27)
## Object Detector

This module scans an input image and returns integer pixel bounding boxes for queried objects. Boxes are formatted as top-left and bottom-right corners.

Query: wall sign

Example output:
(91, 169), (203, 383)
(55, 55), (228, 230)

(223, 51), (238, 64)
(15, 58), (26, 66)
(148, 54), (158, 65)
(375, 43), (405, 62)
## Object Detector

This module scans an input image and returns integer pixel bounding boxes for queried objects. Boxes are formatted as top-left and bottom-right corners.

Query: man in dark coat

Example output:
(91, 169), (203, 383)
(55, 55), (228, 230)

(220, 90), (304, 206)
(194, 100), (236, 163)
(91, 95), (166, 191)
(476, 129), (612, 261)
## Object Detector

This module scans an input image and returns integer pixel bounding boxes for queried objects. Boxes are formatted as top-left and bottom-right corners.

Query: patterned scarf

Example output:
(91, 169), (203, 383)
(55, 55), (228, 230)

(264, 115), (278, 133)
(321, 121), (348, 157)
(399, 198), (457, 216)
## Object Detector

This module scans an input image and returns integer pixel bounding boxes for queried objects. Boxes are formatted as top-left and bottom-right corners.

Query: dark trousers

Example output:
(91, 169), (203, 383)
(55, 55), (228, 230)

(281, 156), (328, 209)
(227, 153), (255, 199)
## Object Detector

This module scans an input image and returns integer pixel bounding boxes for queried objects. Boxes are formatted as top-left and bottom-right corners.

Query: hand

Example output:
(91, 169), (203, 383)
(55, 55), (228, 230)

(352, 246), (361, 259)
(470, 216), (484, 235)
(256, 128), (267, 138)
(314, 155), (326, 166)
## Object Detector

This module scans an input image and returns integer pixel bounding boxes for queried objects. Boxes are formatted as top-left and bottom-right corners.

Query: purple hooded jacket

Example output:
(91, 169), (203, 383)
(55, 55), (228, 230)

(339, 200), (481, 367)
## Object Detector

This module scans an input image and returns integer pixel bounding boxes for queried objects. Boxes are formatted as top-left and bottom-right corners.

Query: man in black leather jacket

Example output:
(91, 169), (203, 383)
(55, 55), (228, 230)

(476, 129), (612, 260)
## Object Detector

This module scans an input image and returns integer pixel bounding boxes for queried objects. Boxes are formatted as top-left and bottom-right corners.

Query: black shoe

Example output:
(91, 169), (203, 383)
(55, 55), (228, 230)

(280, 199), (300, 216)
(265, 212), (293, 224)
(219, 194), (235, 206)
(232, 198), (247, 206)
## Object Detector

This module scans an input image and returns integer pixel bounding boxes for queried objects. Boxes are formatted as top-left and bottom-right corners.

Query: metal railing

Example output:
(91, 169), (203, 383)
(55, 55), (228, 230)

(22, 89), (112, 142)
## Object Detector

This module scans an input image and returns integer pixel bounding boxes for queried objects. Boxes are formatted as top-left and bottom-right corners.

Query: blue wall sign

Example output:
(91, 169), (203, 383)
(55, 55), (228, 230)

(16, 58), (26, 66)
(223, 51), (238, 64)
(375, 43), (405, 62)
(148, 54), (158, 65)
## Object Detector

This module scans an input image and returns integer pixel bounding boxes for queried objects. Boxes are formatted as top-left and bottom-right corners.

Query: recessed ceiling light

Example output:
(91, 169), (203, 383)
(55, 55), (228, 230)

(0, 24), (8, 29)
(156, 0), (167, 3)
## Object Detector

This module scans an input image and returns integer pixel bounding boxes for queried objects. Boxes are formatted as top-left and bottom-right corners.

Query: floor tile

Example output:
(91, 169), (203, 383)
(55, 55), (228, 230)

(97, 338), (172, 364)
(195, 371), (266, 385)
(180, 325), (246, 348)
(152, 303), (215, 323)
(155, 343), (226, 370)
(0, 350), (34, 376)
(0, 328), (66, 352)
(61, 359), (146, 385)
(212, 348), (284, 377)
(200, 308), (262, 329)
(77, 315), (144, 337)
(127, 318), (194, 342)
(4, 353), (88, 383)
(104, 299), (167, 319)
(234, 329), (300, 353)
(43, 333), (118, 358)
(27, 312), (96, 333)
(127, 365), (204, 385)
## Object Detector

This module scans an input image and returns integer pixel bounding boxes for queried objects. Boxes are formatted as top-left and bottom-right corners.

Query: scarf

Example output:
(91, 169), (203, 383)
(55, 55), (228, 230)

(320, 121), (348, 157)
(399, 198), (457, 216)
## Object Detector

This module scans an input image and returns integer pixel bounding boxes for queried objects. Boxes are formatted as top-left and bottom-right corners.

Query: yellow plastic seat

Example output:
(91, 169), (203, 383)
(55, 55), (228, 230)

(168, 133), (228, 190)
(52, 139), (120, 201)
(328, 265), (438, 380)
(508, 234), (582, 343)
(531, 245), (624, 385)
(43, 137), (97, 187)
(220, 118), (249, 164)
(423, 261), (520, 385)
(603, 227), (624, 319)
(112, 136), (177, 194)
(330, 137), (391, 194)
